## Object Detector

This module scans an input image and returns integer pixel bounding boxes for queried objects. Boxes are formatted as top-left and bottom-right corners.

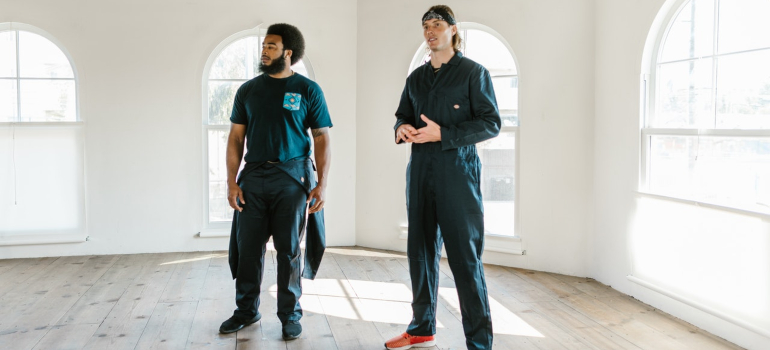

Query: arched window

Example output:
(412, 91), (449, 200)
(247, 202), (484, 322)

(1, 23), (84, 242)
(642, 0), (770, 213)
(202, 28), (313, 232)
(409, 23), (519, 239)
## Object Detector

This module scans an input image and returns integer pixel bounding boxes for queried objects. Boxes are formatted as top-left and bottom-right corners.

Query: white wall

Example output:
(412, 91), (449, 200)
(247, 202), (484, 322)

(0, 0), (357, 259)
(3, 0), (769, 347)
(592, 0), (770, 348)
(355, 0), (595, 277)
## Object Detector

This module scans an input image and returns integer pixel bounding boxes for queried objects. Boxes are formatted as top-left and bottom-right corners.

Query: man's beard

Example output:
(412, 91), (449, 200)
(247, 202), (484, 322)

(259, 51), (287, 75)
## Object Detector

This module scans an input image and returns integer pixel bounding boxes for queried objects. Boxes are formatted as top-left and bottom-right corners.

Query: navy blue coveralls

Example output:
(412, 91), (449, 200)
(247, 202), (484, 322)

(395, 52), (501, 350)
(227, 73), (332, 325)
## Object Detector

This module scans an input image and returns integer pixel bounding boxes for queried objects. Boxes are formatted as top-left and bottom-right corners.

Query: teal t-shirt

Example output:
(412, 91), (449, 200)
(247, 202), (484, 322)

(230, 73), (333, 164)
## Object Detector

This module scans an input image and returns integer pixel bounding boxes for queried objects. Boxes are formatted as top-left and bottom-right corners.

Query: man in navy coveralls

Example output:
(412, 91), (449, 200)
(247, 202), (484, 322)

(385, 5), (500, 350)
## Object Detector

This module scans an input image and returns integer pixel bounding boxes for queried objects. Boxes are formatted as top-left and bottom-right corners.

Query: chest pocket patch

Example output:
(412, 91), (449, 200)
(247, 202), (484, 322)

(283, 93), (302, 111)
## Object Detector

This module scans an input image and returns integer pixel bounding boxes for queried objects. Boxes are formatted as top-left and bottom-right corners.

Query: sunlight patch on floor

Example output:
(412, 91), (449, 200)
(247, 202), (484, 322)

(159, 253), (228, 265)
(267, 279), (543, 336)
(438, 286), (543, 337)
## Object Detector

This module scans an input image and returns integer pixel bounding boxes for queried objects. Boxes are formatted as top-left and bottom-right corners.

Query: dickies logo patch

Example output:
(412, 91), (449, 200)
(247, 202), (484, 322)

(283, 93), (302, 111)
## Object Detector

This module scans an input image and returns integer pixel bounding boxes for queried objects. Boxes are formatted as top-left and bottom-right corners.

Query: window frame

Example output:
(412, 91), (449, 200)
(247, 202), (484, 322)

(200, 26), (316, 235)
(0, 23), (86, 244)
(640, 0), (770, 215)
(0, 22), (81, 123)
(406, 22), (523, 252)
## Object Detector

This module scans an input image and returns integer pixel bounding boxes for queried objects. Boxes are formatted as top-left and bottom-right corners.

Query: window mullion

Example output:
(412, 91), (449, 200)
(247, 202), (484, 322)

(710, 0), (720, 129)
(15, 30), (21, 122)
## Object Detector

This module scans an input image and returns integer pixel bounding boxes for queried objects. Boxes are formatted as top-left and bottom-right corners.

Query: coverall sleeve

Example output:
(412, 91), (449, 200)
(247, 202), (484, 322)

(440, 67), (501, 150)
(394, 79), (415, 144)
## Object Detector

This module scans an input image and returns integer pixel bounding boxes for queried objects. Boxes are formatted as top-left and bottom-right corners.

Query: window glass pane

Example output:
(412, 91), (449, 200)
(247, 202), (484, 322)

(477, 132), (516, 236)
(0, 127), (84, 232)
(654, 58), (714, 128)
(293, 60), (308, 77)
(717, 0), (770, 54)
(18, 31), (73, 79)
(649, 135), (770, 211)
(492, 76), (518, 127)
(208, 129), (233, 223)
(0, 31), (16, 78)
(0, 79), (17, 121)
(208, 81), (242, 125)
(464, 29), (516, 76)
(242, 36), (259, 79)
(19, 80), (76, 122)
(660, 0), (714, 63)
(209, 39), (248, 80)
(716, 50), (770, 129)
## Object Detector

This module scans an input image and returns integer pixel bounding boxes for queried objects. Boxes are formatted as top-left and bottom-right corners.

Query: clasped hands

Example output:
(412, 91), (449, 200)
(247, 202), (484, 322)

(396, 114), (441, 143)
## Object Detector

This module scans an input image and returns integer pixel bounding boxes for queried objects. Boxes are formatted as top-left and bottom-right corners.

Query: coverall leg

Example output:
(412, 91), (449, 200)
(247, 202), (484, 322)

(406, 143), (493, 350)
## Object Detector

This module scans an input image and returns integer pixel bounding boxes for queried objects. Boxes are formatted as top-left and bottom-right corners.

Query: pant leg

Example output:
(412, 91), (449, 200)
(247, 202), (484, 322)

(435, 148), (493, 350)
(267, 167), (308, 324)
(405, 153), (443, 336)
(233, 188), (272, 319)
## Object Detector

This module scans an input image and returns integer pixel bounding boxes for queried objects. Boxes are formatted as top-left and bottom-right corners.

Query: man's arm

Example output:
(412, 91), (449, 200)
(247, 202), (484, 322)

(226, 123), (247, 212)
(395, 80), (419, 144)
(307, 127), (330, 213)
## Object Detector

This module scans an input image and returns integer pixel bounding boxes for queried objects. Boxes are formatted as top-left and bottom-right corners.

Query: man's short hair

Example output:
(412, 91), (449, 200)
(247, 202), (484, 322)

(266, 23), (306, 66)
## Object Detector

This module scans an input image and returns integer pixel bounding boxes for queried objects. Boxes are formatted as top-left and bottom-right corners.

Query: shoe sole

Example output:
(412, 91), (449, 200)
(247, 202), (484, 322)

(282, 332), (301, 341)
(385, 340), (436, 350)
(219, 315), (262, 334)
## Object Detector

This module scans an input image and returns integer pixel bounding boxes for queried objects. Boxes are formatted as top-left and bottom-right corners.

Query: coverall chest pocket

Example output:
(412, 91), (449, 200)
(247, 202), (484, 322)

(443, 94), (471, 124)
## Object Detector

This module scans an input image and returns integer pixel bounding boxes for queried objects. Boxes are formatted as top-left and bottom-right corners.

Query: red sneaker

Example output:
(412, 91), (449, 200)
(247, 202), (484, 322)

(384, 332), (436, 350)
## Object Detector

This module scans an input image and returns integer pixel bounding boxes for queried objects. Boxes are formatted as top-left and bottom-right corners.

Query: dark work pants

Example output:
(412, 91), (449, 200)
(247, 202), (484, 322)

(231, 163), (306, 324)
(405, 142), (493, 350)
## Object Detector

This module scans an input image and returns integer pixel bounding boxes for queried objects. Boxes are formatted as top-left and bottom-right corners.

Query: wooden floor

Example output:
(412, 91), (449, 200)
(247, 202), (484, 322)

(0, 247), (742, 350)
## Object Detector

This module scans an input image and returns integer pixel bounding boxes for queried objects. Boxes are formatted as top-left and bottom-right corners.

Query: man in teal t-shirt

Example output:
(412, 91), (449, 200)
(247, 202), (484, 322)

(219, 23), (332, 341)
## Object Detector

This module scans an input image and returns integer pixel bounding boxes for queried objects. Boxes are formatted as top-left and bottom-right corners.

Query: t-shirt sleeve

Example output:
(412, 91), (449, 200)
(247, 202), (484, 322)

(229, 83), (248, 125)
(306, 84), (333, 129)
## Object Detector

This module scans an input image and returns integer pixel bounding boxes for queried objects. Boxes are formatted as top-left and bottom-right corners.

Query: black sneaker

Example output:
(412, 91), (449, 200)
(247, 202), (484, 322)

(282, 320), (302, 340)
(219, 313), (261, 334)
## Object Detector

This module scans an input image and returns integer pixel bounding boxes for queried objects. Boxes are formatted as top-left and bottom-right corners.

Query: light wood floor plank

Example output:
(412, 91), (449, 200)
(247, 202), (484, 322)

(187, 253), (237, 349)
(317, 253), (389, 350)
(187, 298), (237, 349)
(508, 268), (585, 300)
(58, 254), (151, 325)
(596, 295), (743, 350)
(560, 293), (690, 349)
(0, 255), (118, 350)
(31, 323), (99, 350)
(0, 248), (743, 350)
(0, 257), (58, 299)
(0, 256), (87, 330)
(81, 252), (183, 350)
(159, 251), (212, 303)
(134, 301), (198, 349)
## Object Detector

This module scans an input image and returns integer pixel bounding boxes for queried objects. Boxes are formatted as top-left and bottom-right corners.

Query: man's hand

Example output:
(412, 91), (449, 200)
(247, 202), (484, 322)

(412, 114), (441, 143)
(307, 183), (326, 214)
(396, 124), (419, 143)
(227, 182), (245, 212)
